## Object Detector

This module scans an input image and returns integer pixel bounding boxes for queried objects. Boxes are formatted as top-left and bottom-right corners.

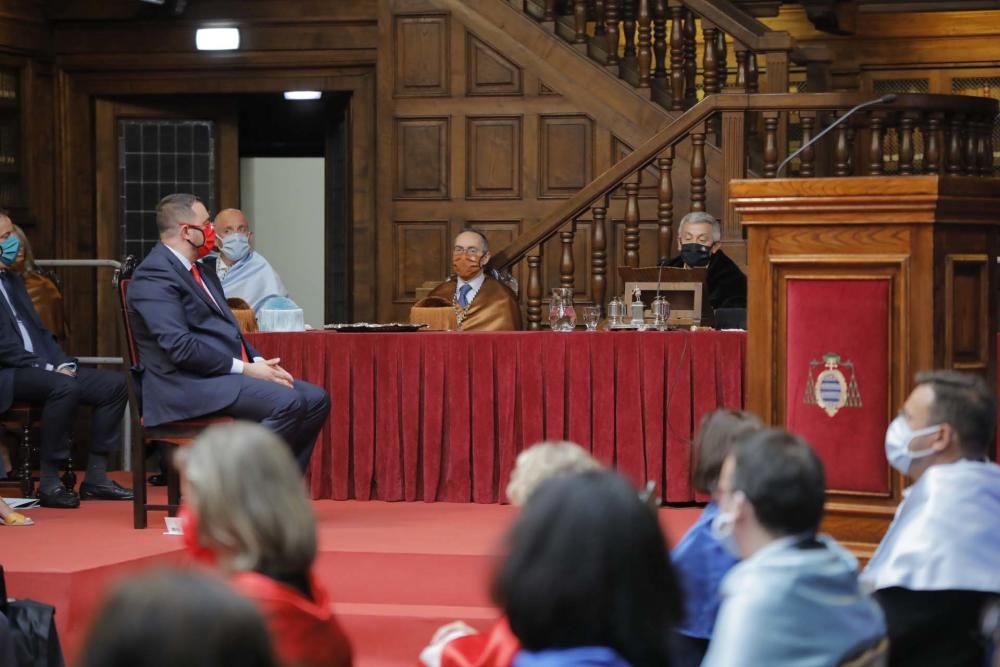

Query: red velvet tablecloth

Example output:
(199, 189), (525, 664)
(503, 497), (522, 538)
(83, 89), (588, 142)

(246, 331), (746, 503)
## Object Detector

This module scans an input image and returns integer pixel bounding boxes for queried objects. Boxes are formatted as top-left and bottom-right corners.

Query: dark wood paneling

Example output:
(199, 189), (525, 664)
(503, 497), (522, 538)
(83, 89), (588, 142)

(943, 253), (989, 371)
(394, 14), (450, 98)
(466, 34), (522, 97)
(539, 114), (593, 198)
(395, 116), (450, 199)
(466, 115), (521, 200)
(394, 220), (449, 301)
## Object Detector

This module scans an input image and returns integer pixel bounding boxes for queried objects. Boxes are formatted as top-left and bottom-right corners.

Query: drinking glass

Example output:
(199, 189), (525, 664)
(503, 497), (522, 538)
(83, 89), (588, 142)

(583, 306), (601, 331)
(607, 296), (625, 327)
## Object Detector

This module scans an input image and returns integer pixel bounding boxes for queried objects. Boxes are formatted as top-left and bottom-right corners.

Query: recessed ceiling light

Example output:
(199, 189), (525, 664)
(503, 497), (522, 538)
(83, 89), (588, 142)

(284, 91), (322, 101)
(196, 28), (240, 51)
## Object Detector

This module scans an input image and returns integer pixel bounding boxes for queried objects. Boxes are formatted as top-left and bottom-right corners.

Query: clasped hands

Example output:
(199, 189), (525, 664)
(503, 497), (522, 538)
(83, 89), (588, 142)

(243, 357), (294, 388)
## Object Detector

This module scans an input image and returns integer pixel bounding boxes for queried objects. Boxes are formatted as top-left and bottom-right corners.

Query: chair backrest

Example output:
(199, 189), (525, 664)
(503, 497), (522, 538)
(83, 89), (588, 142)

(840, 638), (889, 667)
(113, 254), (140, 368)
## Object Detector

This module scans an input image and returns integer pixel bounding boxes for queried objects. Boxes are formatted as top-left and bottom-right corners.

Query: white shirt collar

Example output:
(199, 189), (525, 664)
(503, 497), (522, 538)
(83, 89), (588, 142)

(164, 243), (194, 272)
(457, 271), (486, 293)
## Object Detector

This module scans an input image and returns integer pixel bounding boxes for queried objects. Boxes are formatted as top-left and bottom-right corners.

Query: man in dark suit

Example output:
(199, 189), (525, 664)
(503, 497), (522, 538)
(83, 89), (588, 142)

(126, 194), (329, 469)
(0, 210), (131, 508)
(665, 211), (747, 310)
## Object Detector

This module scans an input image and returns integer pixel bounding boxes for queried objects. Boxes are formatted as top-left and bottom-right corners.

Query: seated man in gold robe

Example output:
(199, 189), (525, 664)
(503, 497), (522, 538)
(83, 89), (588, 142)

(417, 229), (522, 331)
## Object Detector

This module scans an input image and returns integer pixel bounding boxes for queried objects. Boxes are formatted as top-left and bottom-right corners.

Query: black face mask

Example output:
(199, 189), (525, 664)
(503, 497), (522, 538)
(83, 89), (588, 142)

(680, 243), (711, 267)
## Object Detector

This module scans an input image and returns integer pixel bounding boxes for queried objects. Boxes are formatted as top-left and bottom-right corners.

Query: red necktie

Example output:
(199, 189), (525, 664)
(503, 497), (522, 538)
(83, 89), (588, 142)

(191, 265), (248, 363)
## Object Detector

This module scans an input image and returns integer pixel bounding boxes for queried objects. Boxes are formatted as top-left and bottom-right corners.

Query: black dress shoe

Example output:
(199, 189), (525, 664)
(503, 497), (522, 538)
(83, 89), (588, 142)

(39, 486), (81, 509)
(148, 474), (168, 487)
(79, 480), (134, 501)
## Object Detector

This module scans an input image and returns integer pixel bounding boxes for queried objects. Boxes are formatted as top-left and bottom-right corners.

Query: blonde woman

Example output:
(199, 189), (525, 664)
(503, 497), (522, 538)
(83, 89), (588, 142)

(176, 421), (352, 667)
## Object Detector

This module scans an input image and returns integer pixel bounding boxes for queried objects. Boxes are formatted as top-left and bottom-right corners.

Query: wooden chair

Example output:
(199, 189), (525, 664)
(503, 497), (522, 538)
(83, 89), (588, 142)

(114, 255), (232, 529)
(840, 638), (889, 667)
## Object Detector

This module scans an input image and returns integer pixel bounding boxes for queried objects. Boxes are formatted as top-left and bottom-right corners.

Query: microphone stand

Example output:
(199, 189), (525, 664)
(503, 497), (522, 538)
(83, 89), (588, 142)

(775, 94), (897, 178)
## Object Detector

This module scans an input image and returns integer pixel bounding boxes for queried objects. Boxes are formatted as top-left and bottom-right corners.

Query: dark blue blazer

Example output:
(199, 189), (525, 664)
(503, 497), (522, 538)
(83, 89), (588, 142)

(0, 270), (73, 415)
(126, 242), (261, 427)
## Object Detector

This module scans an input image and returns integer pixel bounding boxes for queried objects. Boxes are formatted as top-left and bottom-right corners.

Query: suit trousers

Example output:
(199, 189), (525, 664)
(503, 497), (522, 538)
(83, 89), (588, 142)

(220, 376), (330, 470)
(11, 367), (128, 462)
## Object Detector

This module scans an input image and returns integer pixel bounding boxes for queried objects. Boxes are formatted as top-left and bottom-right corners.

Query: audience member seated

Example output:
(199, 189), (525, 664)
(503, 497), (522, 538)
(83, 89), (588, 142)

(78, 568), (279, 667)
(0, 497), (32, 526)
(420, 441), (602, 667)
(702, 429), (886, 667)
(670, 410), (762, 667)
(663, 212), (746, 310)
(202, 208), (295, 313)
(416, 229), (521, 331)
(10, 223), (67, 341)
(176, 421), (353, 667)
(0, 209), (132, 508)
(127, 194), (329, 470)
(861, 370), (1000, 667)
(493, 470), (683, 667)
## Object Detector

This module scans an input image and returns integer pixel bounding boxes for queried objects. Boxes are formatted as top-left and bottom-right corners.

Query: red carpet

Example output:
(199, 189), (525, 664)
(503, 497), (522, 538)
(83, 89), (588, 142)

(0, 475), (701, 666)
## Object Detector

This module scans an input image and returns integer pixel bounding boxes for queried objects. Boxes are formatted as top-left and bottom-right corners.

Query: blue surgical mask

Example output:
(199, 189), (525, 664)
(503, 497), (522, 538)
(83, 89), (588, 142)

(221, 233), (251, 263)
(884, 414), (942, 475)
(0, 234), (20, 266)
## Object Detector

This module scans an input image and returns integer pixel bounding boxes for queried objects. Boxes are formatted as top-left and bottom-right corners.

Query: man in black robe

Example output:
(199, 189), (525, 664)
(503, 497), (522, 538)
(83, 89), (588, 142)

(665, 212), (747, 310)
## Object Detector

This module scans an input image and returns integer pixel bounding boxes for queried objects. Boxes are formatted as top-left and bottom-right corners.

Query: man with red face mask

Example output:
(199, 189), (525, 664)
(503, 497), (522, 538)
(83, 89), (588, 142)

(421, 230), (521, 331)
(127, 194), (330, 470)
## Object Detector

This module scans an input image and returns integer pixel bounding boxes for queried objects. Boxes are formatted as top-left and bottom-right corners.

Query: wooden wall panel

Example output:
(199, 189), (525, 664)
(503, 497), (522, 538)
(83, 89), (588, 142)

(394, 220), (449, 302)
(395, 117), (450, 199)
(394, 14), (450, 98)
(943, 253), (989, 370)
(466, 115), (521, 200)
(466, 35), (522, 97)
(538, 114), (593, 199)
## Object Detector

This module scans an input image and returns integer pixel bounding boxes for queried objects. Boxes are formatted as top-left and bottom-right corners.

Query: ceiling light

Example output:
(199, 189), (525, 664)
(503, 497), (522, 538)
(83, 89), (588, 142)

(196, 28), (240, 51)
(284, 91), (322, 101)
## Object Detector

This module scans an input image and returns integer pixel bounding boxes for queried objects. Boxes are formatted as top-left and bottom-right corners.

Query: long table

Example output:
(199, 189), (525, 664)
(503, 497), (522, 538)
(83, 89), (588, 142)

(246, 330), (747, 503)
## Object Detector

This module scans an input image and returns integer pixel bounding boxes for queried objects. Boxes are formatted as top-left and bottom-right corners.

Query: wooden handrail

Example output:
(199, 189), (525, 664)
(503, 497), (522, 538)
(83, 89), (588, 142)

(680, 0), (792, 52)
(490, 92), (998, 270)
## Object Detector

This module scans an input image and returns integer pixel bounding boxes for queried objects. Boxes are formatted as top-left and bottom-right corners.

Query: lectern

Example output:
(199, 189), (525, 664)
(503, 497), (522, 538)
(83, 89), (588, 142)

(731, 175), (1000, 556)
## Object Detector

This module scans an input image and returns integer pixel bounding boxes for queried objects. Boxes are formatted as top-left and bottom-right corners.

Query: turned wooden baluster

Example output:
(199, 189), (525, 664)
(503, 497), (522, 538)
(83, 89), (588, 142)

(869, 113), (884, 175)
(747, 52), (759, 93)
(591, 197), (609, 313)
(637, 0), (652, 88)
(716, 29), (728, 90)
(573, 0), (588, 43)
(980, 119), (994, 176)
(799, 112), (816, 177)
(594, 0), (606, 35)
(657, 146), (675, 260)
(560, 221), (576, 290)
(652, 0), (667, 83)
(702, 22), (719, 95)
(965, 118), (978, 176)
(899, 114), (915, 175)
(683, 9), (697, 105)
(622, 0), (637, 62)
(605, 0), (620, 66)
(526, 247), (543, 330)
(833, 118), (851, 176)
(624, 174), (641, 267)
(668, 4), (685, 109)
(946, 115), (964, 174)
(690, 123), (707, 210)
(763, 113), (779, 177)
(543, 0), (557, 22)
(734, 46), (748, 92)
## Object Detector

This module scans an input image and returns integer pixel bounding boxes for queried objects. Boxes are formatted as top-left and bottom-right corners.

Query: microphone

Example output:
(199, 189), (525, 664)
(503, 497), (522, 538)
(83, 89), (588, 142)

(775, 94), (897, 177)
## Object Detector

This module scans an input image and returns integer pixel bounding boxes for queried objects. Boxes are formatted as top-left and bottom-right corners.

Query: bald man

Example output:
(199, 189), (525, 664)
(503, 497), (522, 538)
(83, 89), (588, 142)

(200, 208), (293, 312)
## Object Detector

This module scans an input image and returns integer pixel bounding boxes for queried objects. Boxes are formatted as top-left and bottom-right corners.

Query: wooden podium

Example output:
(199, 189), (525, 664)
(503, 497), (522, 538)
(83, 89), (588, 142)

(731, 175), (1000, 556)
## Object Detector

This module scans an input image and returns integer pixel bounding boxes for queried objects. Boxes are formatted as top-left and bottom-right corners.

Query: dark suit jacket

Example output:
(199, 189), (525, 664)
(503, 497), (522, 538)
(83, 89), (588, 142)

(0, 270), (73, 414)
(127, 242), (261, 427)
(666, 249), (747, 310)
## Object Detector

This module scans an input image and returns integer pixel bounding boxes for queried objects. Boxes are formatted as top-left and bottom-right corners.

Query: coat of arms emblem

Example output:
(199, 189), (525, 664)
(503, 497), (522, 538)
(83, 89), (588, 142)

(803, 353), (862, 417)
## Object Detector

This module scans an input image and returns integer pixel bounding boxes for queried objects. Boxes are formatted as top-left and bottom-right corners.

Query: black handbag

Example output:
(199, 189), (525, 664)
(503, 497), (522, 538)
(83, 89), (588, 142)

(0, 565), (66, 667)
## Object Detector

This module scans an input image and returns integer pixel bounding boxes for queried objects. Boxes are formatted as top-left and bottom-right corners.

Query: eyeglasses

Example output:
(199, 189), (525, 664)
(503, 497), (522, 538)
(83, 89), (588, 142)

(453, 245), (485, 258)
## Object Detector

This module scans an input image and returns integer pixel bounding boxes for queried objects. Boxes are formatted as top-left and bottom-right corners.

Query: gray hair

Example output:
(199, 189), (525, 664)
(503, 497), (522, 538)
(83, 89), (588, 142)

(176, 422), (317, 578)
(156, 193), (201, 236)
(678, 212), (721, 242)
(459, 228), (490, 253)
(505, 441), (602, 506)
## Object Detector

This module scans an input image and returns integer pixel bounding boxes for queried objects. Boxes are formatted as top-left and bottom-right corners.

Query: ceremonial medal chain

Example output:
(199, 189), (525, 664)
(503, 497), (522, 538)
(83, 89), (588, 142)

(452, 291), (469, 330)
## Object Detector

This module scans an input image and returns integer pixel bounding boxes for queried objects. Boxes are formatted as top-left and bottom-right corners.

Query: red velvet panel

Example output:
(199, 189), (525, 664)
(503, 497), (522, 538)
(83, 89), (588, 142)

(785, 279), (891, 494)
(246, 331), (746, 503)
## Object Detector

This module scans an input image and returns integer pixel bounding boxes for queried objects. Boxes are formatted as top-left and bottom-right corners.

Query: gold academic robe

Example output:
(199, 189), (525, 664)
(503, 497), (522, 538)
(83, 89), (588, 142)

(421, 276), (522, 331)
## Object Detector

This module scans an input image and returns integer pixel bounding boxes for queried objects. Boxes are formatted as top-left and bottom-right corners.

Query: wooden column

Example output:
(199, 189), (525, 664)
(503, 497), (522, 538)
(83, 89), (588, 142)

(721, 111), (745, 239)
(657, 146), (675, 259)
(543, 0), (557, 22)
(899, 114), (915, 176)
(652, 0), (667, 84)
(715, 29), (728, 90)
(605, 0), (620, 66)
(573, 0), (588, 43)
(526, 247), (544, 330)
(702, 21), (719, 95)
(591, 197), (608, 312)
(637, 0), (651, 88)
(594, 0), (606, 35)
(560, 221), (576, 290)
(624, 176), (641, 267)
(799, 112), (816, 177)
(834, 118), (851, 177)
(683, 8), (697, 106)
(925, 115), (941, 174)
(690, 122), (707, 211)
(869, 113), (885, 175)
(622, 0), (637, 62)
(668, 3), (685, 109)
(763, 112), (779, 178)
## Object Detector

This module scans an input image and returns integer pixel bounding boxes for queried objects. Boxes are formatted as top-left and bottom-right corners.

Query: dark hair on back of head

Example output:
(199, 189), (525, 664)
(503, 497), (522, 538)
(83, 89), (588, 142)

(156, 193), (201, 235)
(79, 568), (277, 667)
(492, 470), (682, 667)
(693, 410), (763, 493)
(729, 429), (826, 537)
(915, 369), (996, 460)
(0, 207), (9, 219)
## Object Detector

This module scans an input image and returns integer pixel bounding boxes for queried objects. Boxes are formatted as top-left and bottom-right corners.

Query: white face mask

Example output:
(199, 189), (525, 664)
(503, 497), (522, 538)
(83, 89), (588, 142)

(221, 232), (251, 263)
(710, 491), (745, 558)
(884, 414), (942, 475)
